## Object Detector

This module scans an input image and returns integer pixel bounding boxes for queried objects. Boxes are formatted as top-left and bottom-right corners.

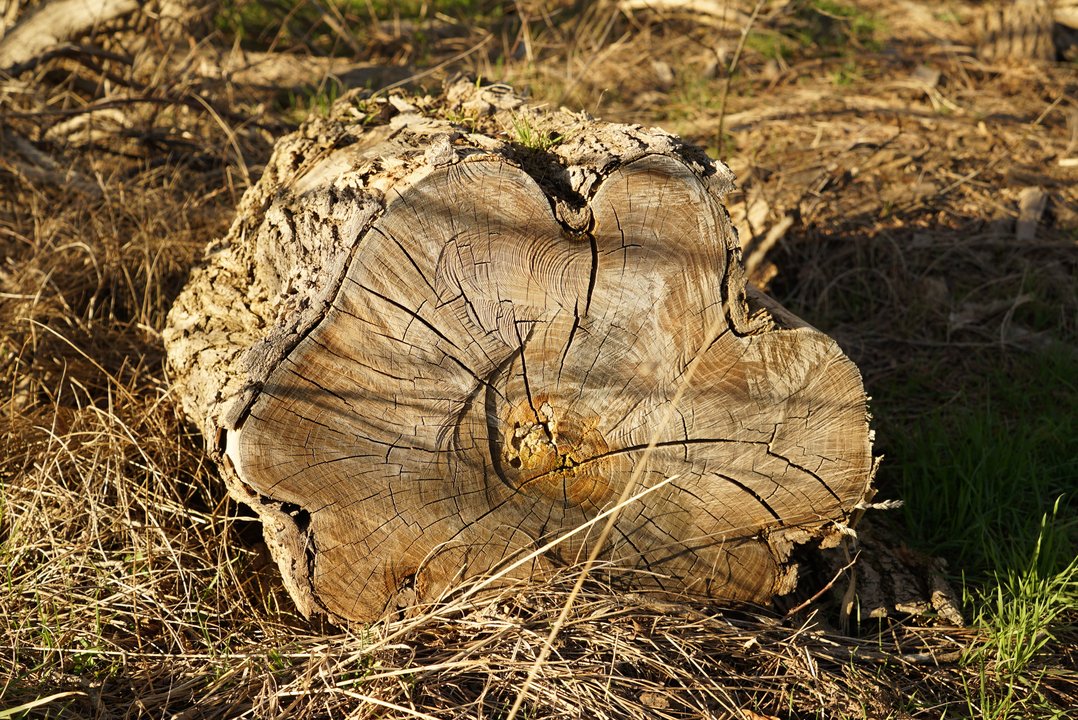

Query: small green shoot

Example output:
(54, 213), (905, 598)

(745, 30), (798, 62)
(283, 79), (344, 124)
(810, 0), (881, 48)
(508, 113), (562, 151)
(830, 60), (863, 86)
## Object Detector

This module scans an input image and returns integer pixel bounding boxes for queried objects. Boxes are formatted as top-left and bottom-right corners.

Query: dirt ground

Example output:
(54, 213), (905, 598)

(1, 0), (1075, 717)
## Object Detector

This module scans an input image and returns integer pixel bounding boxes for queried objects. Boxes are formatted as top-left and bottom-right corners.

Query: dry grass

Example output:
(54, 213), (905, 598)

(2, 0), (1076, 717)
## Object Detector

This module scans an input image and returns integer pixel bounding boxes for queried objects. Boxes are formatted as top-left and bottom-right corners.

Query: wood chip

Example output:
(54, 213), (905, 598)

(1016, 186), (1049, 241)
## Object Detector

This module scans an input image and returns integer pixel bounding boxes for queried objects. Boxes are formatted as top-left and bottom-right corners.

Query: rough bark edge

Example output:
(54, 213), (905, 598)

(164, 78), (874, 622)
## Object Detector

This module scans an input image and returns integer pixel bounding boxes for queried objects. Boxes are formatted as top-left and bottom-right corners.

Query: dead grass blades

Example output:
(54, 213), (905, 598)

(2, 0), (1076, 718)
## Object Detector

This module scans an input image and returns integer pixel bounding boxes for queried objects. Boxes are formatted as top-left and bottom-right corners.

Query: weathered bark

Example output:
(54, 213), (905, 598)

(163, 80), (876, 624)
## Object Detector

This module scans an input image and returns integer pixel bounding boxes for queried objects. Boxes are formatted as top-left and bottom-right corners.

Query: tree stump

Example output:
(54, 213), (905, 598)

(163, 81), (876, 624)
(974, 0), (1066, 62)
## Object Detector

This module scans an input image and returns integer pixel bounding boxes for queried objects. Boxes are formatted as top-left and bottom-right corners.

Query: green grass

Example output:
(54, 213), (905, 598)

(973, 516), (1075, 676)
(745, 29), (799, 62)
(508, 113), (563, 151)
(362, 0), (492, 16)
(829, 59), (863, 86)
(281, 79), (344, 124)
(214, 0), (501, 55)
(746, 0), (884, 62)
(213, 0), (276, 44)
(888, 348), (1077, 581)
(808, 0), (881, 49)
(881, 347), (1077, 717)
(963, 509), (1077, 719)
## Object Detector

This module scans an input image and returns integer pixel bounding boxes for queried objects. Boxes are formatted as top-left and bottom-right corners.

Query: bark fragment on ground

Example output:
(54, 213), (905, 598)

(0, 0), (140, 70)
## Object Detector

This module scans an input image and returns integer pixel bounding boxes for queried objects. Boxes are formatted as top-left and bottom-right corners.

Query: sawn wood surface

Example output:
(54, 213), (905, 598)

(163, 81), (875, 623)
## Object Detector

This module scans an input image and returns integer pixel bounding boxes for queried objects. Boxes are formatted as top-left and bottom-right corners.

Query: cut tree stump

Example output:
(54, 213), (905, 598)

(974, 0), (1078, 62)
(163, 80), (876, 624)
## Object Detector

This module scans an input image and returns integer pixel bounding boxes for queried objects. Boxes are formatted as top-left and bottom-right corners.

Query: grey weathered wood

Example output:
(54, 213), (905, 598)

(164, 81), (876, 623)
(0, 0), (139, 70)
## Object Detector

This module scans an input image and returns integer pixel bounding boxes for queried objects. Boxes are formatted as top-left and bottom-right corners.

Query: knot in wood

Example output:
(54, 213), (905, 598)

(502, 396), (611, 507)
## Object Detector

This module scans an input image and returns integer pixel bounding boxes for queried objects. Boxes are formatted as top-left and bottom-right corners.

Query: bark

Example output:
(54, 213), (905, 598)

(163, 80), (876, 624)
